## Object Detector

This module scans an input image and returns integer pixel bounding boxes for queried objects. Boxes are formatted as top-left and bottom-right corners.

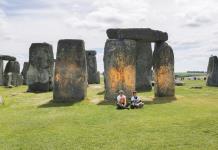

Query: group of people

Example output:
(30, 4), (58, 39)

(116, 90), (144, 110)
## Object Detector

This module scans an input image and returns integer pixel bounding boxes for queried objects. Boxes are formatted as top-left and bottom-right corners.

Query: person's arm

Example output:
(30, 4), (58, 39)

(124, 96), (127, 105)
(117, 96), (120, 104)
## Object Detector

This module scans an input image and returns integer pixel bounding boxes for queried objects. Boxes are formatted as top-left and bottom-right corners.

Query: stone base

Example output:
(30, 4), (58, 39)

(28, 82), (52, 92)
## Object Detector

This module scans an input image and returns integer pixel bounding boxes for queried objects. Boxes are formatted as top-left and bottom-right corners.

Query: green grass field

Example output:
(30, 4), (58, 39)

(0, 79), (218, 150)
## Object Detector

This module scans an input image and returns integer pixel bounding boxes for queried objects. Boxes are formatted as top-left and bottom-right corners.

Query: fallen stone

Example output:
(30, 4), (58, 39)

(206, 56), (218, 87)
(27, 43), (54, 92)
(175, 80), (184, 86)
(21, 62), (29, 85)
(0, 55), (16, 61)
(135, 41), (152, 91)
(191, 86), (202, 89)
(54, 39), (87, 102)
(153, 42), (175, 97)
(104, 39), (136, 100)
(107, 28), (168, 42)
(86, 50), (100, 84)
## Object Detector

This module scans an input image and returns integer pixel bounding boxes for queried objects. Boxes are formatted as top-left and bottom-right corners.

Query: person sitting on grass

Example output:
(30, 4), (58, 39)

(117, 90), (129, 110)
(130, 91), (144, 109)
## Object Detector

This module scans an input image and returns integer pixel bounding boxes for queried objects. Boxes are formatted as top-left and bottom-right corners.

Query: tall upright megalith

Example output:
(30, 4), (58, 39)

(153, 42), (175, 97)
(21, 62), (29, 85)
(0, 59), (3, 85)
(27, 43), (54, 92)
(86, 50), (100, 84)
(104, 39), (136, 100)
(54, 39), (87, 102)
(206, 56), (218, 86)
(135, 41), (152, 91)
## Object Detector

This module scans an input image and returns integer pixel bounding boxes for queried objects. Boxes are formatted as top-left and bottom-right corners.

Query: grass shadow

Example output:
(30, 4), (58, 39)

(97, 100), (116, 106)
(97, 91), (105, 95)
(38, 99), (81, 108)
(143, 97), (177, 105)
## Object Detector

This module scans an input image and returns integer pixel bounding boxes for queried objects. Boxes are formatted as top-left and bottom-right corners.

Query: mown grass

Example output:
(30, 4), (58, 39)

(0, 79), (218, 150)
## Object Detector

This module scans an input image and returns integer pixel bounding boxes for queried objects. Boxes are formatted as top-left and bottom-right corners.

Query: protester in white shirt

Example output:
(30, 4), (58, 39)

(130, 91), (144, 109)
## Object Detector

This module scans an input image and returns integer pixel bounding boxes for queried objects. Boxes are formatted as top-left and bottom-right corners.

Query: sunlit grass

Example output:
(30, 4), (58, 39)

(0, 79), (218, 150)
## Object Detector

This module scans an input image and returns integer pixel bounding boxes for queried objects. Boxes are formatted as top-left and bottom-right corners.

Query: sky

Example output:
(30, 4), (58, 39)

(1, 0), (218, 72)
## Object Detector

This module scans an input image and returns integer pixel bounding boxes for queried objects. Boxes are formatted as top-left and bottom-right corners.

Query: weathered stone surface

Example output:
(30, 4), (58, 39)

(96, 71), (100, 84)
(27, 43), (54, 92)
(135, 41), (152, 91)
(0, 59), (3, 85)
(107, 28), (168, 42)
(104, 39), (136, 100)
(21, 62), (29, 85)
(153, 42), (175, 97)
(54, 39), (87, 102)
(206, 56), (218, 86)
(0, 55), (16, 61)
(3, 61), (23, 87)
(86, 50), (100, 84)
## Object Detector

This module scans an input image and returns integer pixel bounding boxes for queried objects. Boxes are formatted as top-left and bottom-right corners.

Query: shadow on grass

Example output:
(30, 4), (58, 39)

(38, 99), (81, 108)
(144, 97), (177, 105)
(97, 100), (116, 106)
(97, 91), (105, 95)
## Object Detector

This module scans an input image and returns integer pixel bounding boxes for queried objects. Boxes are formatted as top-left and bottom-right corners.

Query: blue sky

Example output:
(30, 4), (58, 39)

(1, 0), (218, 72)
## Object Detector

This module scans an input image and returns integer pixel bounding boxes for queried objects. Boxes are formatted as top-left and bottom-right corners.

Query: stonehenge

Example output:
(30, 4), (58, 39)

(1, 27), (175, 101)
(21, 62), (29, 85)
(104, 39), (136, 100)
(206, 56), (218, 86)
(53, 39), (87, 102)
(86, 50), (100, 84)
(153, 42), (175, 97)
(104, 28), (174, 99)
(27, 43), (54, 92)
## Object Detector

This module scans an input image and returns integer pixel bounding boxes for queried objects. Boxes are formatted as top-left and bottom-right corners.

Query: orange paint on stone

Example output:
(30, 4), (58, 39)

(108, 65), (135, 91)
(155, 66), (174, 90)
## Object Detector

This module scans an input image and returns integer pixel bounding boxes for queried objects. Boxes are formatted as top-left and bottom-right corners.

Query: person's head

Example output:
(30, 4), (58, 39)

(132, 91), (137, 96)
(119, 90), (124, 96)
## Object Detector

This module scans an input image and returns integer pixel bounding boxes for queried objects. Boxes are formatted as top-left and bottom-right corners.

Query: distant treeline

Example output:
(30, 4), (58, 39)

(187, 71), (206, 73)
(175, 72), (207, 77)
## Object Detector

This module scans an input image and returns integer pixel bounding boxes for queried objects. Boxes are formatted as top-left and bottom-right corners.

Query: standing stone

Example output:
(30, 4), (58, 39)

(54, 39), (87, 102)
(104, 39), (136, 100)
(86, 50), (100, 84)
(3, 61), (23, 86)
(21, 62), (29, 85)
(0, 59), (3, 86)
(153, 42), (175, 97)
(135, 41), (152, 91)
(206, 56), (218, 86)
(27, 43), (54, 92)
